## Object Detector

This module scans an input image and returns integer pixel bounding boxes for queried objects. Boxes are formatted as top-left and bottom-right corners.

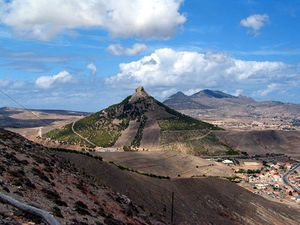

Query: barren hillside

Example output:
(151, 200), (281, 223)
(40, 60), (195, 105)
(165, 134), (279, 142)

(56, 151), (300, 225)
(215, 130), (300, 159)
(0, 129), (159, 225)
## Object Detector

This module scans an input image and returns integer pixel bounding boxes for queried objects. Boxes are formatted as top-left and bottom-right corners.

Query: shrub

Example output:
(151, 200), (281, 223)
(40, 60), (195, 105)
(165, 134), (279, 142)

(42, 188), (68, 207)
(31, 168), (51, 183)
(52, 206), (64, 218)
(104, 218), (125, 225)
(74, 201), (90, 215)
(246, 169), (261, 174)
(131, 115), (147, 147)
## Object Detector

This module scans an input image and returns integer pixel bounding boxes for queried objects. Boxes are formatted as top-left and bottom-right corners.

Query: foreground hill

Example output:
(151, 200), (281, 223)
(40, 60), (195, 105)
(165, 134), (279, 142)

(0, 129), (158, 224)
(45, 87), (234, 155)
(164, 89), (300, 130)
(2, 129), (300, 224)
(56, 149), (300, 225)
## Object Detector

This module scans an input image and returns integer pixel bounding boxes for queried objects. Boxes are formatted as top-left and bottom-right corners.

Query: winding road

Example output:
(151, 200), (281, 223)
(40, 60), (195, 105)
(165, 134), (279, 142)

(282, 162), (300, 193)
(71, 121), (98, 147)
(0, 192), (61, 225)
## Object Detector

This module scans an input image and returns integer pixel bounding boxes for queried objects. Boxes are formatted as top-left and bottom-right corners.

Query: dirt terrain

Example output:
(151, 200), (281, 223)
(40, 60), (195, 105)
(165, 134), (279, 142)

(0, 107), (88, 139)
(140, 117), (161, 150)
(96, 151), (234, 178)
(57, 151), (300, 225)
(215, 130), (300, 159)
(0, 129), (159, 225)
(0, 202), (47, 225)
(114, 120), (140, 148)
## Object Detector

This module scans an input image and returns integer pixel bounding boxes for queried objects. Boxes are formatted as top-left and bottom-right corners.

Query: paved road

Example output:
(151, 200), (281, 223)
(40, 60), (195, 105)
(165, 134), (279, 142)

(71, 121), (98, 147)
(0, 192), (61, 225)
(282, 162), (300, 193)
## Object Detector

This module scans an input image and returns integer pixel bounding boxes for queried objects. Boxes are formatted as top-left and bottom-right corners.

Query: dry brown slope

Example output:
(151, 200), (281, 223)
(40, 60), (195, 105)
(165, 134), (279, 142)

(96, 151), (234, 178)
(215, 130), (300, 158)
(0, 129), (158, 225)
(114, 120), (140, 148)
(56, 151), (300, 225)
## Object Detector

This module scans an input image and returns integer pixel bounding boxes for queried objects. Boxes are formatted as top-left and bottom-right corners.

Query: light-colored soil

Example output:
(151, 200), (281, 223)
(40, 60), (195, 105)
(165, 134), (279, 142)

(215, 130), (300, 159)
(140, 118), (161, 150)
(97, 151), (235, 178)
(1, 107), (86, 139)
(114, 120), (140, 148)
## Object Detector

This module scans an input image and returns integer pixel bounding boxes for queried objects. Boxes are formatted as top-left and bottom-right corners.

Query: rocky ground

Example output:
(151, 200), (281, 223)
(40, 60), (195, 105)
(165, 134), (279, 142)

(0, 129), (160, 225)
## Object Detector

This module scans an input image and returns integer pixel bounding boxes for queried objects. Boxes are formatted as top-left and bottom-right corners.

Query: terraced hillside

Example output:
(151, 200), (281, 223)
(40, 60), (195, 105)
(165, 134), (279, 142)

(45, 87), (232, 155)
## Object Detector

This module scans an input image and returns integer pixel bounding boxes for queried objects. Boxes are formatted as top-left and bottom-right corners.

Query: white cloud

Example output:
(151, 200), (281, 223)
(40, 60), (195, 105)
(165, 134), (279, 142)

(159, 88), (178, 98)
(35, 70), (73, 89)
(106, 48), (286, 89)
(233, 89), (243, 96)
(87, 63), (97, 75)
(184, 88), (201, 96)
(240, 14), (269, 35)
(0, 79), (10, 87)
(256, 83), (281, 96)
(0, 0), (186, 40)
(107, 43), (147, 56)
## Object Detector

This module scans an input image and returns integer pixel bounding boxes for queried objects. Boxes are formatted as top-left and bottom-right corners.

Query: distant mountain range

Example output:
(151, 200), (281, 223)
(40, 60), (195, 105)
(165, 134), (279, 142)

(164, 89), (300, 130)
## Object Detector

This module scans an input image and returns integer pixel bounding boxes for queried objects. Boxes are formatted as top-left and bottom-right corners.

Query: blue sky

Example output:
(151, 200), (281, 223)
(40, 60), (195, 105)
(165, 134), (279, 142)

(0, 0), (300, 112)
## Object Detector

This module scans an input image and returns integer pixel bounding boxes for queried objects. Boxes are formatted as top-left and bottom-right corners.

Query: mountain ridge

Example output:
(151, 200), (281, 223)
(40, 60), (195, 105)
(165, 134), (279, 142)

(45, 87), (235, 156)
(164, 89), (300, 131)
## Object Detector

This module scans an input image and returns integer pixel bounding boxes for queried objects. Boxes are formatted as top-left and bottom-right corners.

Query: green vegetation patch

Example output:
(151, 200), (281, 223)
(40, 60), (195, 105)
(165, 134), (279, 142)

(131, 115), (147, 147)
(158, 118), (216, 131)
(154, 98), (221, 131)
(45, 112), (130, 147)
(110, 161), (170, 179)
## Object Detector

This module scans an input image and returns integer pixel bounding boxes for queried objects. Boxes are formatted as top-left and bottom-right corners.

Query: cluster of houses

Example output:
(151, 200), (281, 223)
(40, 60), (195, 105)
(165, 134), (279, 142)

(221, 158), (300, 203)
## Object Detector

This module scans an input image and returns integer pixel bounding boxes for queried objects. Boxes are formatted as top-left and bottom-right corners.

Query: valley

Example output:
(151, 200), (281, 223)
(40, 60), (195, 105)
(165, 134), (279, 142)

(1, 87), (300, 224)
(1, 1), (299, 224)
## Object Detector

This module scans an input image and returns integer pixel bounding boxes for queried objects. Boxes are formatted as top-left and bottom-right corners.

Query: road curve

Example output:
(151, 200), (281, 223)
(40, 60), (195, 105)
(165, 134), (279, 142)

(71, 121), (98, 147)
(0, 192), (61, 225)
(282, 162), (300, 194)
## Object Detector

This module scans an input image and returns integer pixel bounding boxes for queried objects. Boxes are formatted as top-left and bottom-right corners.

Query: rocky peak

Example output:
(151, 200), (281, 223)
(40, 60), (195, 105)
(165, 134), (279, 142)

(129, 86), (150, 103)
(192, 89), (237, 99)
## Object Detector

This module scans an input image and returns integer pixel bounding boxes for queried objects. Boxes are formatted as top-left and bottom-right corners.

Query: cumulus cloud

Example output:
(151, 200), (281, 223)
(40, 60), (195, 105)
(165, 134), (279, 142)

(0, 0), (186, 40)
(106, 48), (286, 90)
(184, 88), (201, 96)
(233, 89), (243, 96)
(0, 79), (10, 87)
(35, 71), (73, 89)
(240, 14), (269, 35)
(87, 63), (97, 75)
(256, 83), (281, 96)
(107, 43), (147, 56)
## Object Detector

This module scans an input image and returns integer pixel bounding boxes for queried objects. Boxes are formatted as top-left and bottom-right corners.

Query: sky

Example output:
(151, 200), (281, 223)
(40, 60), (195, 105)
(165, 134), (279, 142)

(0, 0), (300, 112)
